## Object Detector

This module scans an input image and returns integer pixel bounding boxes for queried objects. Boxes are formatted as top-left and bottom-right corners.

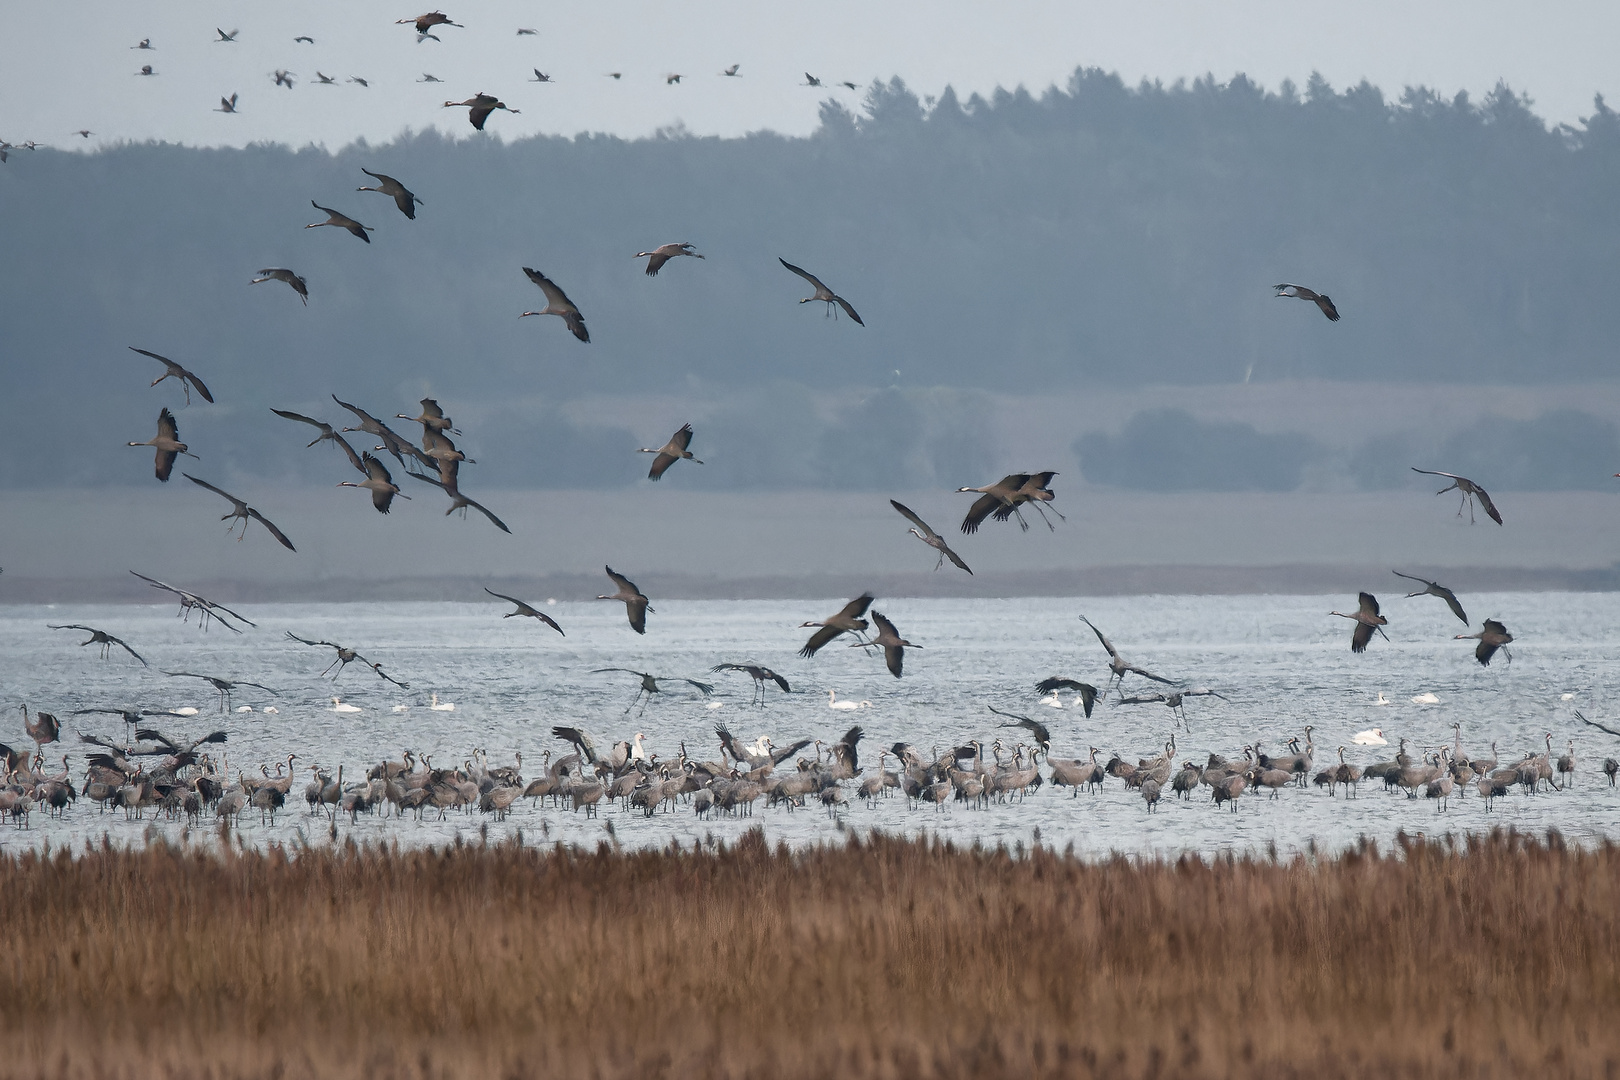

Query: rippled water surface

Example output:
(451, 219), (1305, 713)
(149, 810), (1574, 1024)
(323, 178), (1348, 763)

(2, 593), (1618, 857)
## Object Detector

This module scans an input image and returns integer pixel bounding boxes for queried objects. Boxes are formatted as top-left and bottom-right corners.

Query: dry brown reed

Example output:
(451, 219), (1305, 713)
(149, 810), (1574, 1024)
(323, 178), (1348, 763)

(0, 827), (1615, 1079)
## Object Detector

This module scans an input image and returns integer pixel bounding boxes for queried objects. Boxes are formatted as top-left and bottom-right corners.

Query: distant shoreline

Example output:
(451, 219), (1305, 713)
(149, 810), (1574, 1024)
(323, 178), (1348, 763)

(5, 563), (1617, 604)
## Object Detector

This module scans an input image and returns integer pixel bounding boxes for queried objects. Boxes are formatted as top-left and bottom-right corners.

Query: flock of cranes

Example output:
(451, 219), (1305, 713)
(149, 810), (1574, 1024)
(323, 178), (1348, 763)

(1, 696), (1612, 831)
(5, 10), (875, 153)
(6, 11), (1616, 845)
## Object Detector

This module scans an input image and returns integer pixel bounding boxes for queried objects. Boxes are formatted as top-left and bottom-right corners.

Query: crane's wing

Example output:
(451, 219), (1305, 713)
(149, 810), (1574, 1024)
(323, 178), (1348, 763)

(1073, 683), (1098, 717)
(960, 493), (1001, 534)
(522, 267), (574, 310)
(284, 631), (336, 648)
(130, 570), (181, 596)
(870, 610), (900, 641)
(765, 668), (791, 692)
(799, 624), (845, 657)
(1080, 616), (1119, 660)
(1358, 592), (1381, 618)
(1118, 693), (1169, 705)
(552, 726), (597, 762)
(834, 295), (864, 326)
(679, 679), (715, 696)
(778, 257), (825, 291)
(769, 738), (813, 766)
(838, 593), (875, 620)
(461, 495), (511, 534)
(643, 252), (671, 276)
(48, 624), (98, 633)
(1313, 294), (1340, 321)
(671, 424), (695, 452)
(236, 681), (281, 695)
(330, 432), (367, 474)
(182, 473), (240, 504)
(1035, 676), (1086, 694)
(1474, 486), (1503, 525)
(605, 567), (640, 595)
(247, 508), (297, 551)
(1410, 467), (1462, 481)
(889, 499), (934, 537)
(647, 452), (678, 480)
(940, 542), (973, 575)
(883, 643), (905, 678)
(534, 611), (564, 635)
(111, 636), (147, 665)
(623, 595), (648, 634)
(989, 707), (1050, 748)
(483, 587), (529, 609)
(1575, 710), (1620, 738)
(1125, 664), (1177, 685)
(1351, 622), (1375, 653)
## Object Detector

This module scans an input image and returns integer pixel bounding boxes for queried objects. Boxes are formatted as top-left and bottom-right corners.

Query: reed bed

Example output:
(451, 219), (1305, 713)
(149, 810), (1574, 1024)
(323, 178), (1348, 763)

(0, 827), (1615, 1079)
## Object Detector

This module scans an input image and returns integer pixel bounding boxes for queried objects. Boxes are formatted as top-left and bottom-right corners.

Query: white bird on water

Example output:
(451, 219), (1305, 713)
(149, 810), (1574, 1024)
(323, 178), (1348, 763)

(430, 693), (455, 711)
(705, 701), (725, 710)
(172, 706), (199, 716)
(1411, 692), (1440, 705)
(392, 704), (410, 713)
(263, 706), (279, 714)
(1352, 727), (1387, 746)
(235, 705), (254, 713)
(1374, 692), (1390, 706)
(1038, 692), (1064, 708)
(827, 690), (872, 711)
(332, 697), (361, 714)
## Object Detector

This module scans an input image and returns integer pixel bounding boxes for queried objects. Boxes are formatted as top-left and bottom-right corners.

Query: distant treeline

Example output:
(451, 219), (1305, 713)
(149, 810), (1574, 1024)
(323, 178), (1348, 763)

(4, 69), (1618, 491)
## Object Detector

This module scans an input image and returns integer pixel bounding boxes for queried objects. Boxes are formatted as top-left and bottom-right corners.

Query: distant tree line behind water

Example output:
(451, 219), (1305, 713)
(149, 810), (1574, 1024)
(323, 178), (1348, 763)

(3, 68), (1617, 492)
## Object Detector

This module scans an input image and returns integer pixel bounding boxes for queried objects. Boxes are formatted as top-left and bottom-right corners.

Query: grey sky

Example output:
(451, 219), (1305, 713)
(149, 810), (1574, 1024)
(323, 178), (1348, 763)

(8, 0), (1618, 150)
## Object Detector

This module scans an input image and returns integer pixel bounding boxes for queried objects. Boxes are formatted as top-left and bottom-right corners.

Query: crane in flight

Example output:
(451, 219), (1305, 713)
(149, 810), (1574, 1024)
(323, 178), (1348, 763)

(128, 346), (214, 404)
(597, 567), (652, 634)
(850, 609), (919, 678)
(252, 268), (307, 304)
(1411, 468), (1503, 525)
(1457, 620), (1513, 666)
(182, 474), (297, 550)
(357, 168), (422, 219)
(889, 500), (972, 574)
(130, 571), (255, 632)
(444, 93), (518, 130)
(639, 423), (703, 480)
(337, 453), (409, 513)
(48, 625), (147, 665)
(162, 671), (279, 712)
(127, 408), (196, 482)
(1391, 570), (1468, 624)
(519, 267), (589, 341)
(483, 588), (564, 635)
(306, 201), (374, 243)
(593, 668), (714, 715)
(270, 408), (367, 472)
(635, 242), (704, 276)
(779, 258), (863, 325)
(709, 664), (791, 706)
(1082, 616), (1177, 692)
(798, 593), (874, 656)
(1330, 592), (1390, 653)
(1273, 283), (1339, 321)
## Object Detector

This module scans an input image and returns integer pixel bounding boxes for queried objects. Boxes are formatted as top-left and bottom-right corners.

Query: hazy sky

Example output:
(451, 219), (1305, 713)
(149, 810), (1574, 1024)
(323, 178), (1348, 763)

(8, 0), (1618, 150)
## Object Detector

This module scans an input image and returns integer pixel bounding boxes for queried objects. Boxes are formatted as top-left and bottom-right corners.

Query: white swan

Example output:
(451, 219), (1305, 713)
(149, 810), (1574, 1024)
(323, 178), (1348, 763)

(1038, 692), (1064, 709)
(705, 700), (725, 710)
(827, 690), (871, 711)
(1352, 727), (1387, 746)
(172, 706), (199, 716)
(1561, 693), (1576, 701)
(1374, 692), (1390, 706)
(332, 697), (361, 714)
(392, 704), (410, 713)
(235, 705), (254, 713)
(262, 706), (279, 714)
(1410, 692), (1440, 705)
(429, 693), (455, 712)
